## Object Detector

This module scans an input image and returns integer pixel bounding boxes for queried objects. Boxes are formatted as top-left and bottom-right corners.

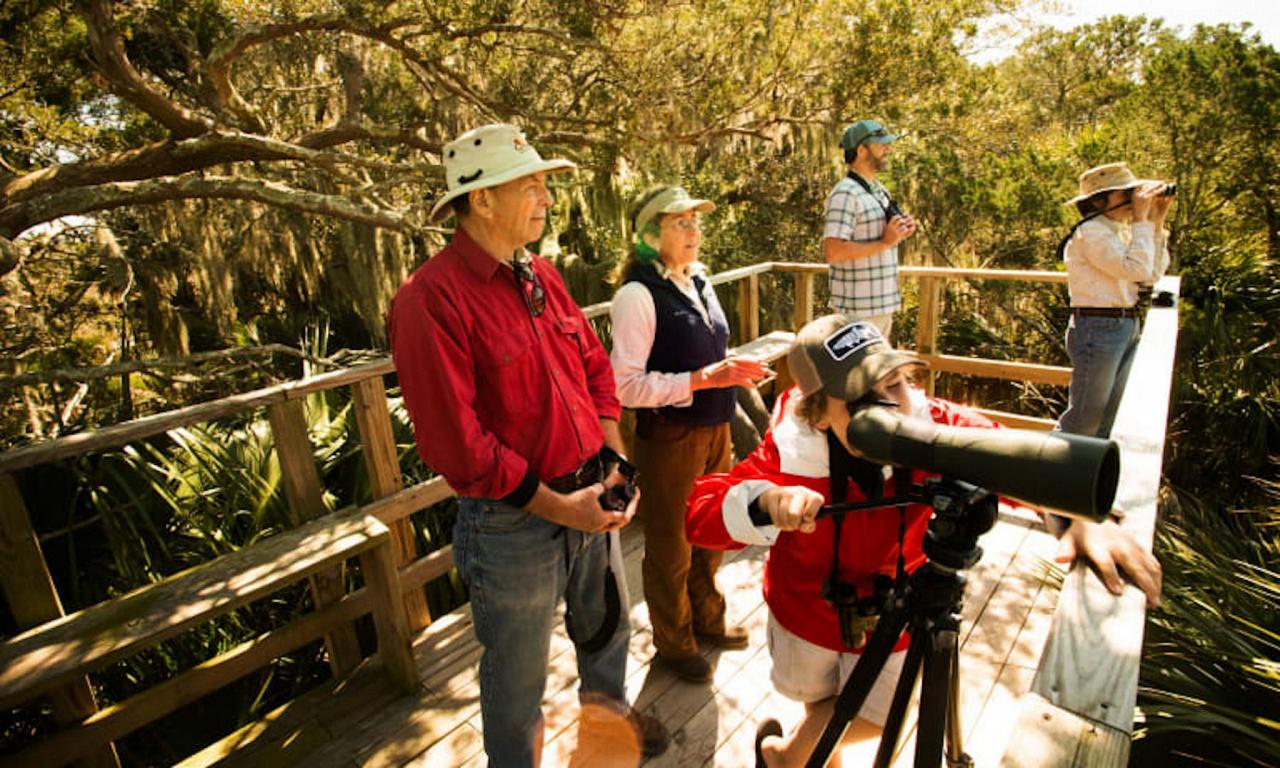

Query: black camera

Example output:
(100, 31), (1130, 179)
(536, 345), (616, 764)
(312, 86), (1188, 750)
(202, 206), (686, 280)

(598, 448), (639, 512)
(886, 199), (905, 219)
(823, 575), (892, 649)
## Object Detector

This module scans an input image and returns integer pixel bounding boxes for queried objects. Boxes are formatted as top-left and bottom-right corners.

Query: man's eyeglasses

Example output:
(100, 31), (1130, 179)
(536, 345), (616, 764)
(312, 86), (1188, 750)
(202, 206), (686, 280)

(663, 217), (702, 232)
(510, 259), (547, 318)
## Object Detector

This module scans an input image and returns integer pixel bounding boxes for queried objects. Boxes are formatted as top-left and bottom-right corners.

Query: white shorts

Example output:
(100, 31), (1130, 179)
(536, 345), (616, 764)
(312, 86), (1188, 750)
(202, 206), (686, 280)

(767, 611), (909, 727)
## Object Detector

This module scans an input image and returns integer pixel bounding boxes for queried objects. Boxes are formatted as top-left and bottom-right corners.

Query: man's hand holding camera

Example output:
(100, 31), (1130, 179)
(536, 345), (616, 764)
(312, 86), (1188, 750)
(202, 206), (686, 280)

(528, 459), (639, 534)
(758, 486), (824, 534)
(880, 212), (916, 249)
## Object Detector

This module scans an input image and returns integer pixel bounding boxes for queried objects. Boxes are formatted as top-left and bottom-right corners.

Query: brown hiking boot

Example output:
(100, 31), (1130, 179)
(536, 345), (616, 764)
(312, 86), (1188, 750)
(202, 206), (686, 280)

(696, 624), (750, 650)
(579, 695), (669, 758)
(629, 707), (670, 757)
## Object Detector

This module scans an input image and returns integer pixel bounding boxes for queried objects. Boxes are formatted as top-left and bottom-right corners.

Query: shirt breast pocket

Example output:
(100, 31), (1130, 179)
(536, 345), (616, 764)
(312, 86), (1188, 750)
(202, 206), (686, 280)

(555, 315), (586, 355)
(474, 333), (537, 424)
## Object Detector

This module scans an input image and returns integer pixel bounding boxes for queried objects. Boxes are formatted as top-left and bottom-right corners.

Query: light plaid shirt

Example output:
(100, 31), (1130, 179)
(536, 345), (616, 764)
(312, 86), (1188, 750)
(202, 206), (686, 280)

(823, 175), (901, 316)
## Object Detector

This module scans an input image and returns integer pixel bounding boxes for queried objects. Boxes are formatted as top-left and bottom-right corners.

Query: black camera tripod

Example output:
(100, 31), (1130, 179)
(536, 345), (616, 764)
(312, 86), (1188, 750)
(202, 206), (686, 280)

(804, 476), (998, 768)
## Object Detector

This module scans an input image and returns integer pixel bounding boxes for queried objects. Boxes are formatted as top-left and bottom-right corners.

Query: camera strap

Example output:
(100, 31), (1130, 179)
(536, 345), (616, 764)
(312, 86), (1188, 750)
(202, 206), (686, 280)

(564, 530), (622, 654)
(825, 430), (890, 648)
(846, 171), (898, 219)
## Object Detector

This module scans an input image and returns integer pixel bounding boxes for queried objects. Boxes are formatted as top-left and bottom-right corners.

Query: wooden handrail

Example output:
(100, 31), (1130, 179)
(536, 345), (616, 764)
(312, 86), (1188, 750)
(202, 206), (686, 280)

(1000, 276), (1181, 767)
(0, 359), (394, 474)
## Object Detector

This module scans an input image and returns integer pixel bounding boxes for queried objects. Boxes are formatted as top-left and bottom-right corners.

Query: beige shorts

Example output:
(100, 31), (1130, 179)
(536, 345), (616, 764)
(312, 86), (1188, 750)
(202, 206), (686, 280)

(767, 611), (908, 727)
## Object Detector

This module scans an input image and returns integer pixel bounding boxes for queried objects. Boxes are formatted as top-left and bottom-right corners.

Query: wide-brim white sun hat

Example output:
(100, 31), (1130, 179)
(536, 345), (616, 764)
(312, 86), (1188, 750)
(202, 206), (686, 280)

(429, 124), (577, 224)
(1065, 161), (1156, 205)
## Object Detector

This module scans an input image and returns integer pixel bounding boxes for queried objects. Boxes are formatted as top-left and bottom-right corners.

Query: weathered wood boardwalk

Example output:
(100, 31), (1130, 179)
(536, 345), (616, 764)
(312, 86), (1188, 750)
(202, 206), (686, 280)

(181, 501), (1064, 768)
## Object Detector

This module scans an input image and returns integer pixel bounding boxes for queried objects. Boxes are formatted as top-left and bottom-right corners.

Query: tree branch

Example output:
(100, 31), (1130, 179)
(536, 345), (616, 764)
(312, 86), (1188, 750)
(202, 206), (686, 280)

(2, 128), (441, 209)
(0, 176), (408, 240)
(78, 0), (213, 138)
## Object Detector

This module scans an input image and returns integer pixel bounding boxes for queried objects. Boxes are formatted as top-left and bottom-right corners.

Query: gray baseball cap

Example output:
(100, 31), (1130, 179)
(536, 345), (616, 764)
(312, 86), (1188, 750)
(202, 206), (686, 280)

(787, 315), (925, 401)
(840, 119), (900, 151)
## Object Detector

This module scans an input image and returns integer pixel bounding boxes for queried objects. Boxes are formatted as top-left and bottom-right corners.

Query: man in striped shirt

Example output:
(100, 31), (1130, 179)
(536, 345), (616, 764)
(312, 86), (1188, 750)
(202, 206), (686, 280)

(822, 120), (916, 338)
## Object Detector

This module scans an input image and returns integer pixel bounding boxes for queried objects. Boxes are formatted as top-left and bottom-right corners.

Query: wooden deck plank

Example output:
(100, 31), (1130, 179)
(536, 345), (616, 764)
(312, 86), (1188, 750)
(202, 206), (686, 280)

(187, 512), (1063, 768)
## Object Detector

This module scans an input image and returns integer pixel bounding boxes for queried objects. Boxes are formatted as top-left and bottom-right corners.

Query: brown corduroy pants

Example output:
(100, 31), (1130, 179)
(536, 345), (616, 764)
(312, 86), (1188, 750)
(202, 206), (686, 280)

(633, 418), (733, 660)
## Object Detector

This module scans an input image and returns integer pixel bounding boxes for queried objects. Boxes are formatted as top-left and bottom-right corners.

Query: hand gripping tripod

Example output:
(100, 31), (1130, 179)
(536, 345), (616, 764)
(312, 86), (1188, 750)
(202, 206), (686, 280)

(804, 476), (997, 768)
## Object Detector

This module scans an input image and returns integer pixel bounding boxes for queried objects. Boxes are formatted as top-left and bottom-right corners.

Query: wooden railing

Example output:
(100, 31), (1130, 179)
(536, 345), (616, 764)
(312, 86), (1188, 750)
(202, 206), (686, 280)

(1000, 275), (1181, 767)
(0, 262), (1173, 766)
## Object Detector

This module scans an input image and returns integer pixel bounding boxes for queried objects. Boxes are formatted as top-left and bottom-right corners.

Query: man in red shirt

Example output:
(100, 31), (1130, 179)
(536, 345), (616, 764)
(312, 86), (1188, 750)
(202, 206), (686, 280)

(389, 124), (666, 766)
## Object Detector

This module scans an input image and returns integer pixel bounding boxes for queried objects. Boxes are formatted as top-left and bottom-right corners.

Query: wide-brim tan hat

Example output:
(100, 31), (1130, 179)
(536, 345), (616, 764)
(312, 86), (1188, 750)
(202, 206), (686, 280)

(429, 124), (576, 224)
(787, 315), (926, 401)
(1065, 161), (1156, 205)
(632, 185), (716, 233)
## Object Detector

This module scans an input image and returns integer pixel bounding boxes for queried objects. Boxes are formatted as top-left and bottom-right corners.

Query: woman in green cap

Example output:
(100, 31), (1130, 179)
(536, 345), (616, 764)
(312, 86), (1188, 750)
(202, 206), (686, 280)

(609, 184), (772, 683)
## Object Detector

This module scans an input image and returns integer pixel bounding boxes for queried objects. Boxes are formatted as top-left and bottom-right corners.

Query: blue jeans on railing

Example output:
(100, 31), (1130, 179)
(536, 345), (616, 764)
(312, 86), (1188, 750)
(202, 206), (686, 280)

(1057, 314), (1141, 438)
(452, 497), (630, 767)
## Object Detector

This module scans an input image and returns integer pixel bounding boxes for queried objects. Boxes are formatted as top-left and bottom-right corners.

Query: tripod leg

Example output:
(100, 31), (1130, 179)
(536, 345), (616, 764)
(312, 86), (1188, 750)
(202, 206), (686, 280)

(804, 609), (910, 768)
(945, 642), (973, 768)
(913, 628), (953, 768)
(872, 628), (927, 768)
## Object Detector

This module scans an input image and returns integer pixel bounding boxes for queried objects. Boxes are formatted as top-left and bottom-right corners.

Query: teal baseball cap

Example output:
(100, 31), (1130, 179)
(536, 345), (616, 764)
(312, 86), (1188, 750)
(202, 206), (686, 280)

(840, 120), (900, 151)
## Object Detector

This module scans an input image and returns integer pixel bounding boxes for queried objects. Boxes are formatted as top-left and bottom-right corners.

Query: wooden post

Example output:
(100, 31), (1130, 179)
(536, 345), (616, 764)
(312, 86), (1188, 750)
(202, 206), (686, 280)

(266, 400), (363, 677)
(792, 271), (814, 331)
(915, 275), (942, 397)
(0, 473), (121, 768)
(738, 273), (760, 344)
(351, 376), (431, 632)
(358, 523), (420, 693)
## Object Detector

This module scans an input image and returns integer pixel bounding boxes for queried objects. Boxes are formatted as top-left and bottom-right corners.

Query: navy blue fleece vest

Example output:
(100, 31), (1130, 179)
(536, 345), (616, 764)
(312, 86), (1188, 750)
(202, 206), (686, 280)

(625, 263), (734, 425)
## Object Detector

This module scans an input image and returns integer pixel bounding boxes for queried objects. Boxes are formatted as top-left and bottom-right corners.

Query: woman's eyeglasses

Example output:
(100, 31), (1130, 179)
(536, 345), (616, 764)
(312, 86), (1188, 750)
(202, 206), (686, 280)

(510, 259), (546, 318)
(663, 217), (702, 232)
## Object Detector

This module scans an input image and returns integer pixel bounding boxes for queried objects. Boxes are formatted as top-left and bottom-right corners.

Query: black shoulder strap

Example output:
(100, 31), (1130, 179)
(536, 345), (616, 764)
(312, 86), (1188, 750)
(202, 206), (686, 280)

(846, 171), (895, 217)
(1057, 210), (1106, 261)
(825, 430), (886, 588)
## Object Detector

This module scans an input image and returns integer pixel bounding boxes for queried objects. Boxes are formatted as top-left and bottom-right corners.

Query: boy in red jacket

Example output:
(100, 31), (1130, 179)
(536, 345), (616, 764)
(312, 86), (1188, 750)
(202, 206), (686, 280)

(685, 316), (1161, 767)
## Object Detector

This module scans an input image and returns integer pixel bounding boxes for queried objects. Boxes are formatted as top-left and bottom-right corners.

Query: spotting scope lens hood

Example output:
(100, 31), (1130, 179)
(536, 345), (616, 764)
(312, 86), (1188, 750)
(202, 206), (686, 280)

(846, 407), (1118, 522)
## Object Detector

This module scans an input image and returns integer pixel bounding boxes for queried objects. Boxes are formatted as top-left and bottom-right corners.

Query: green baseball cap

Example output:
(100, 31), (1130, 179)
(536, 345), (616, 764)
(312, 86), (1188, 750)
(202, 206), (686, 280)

(840, 120), (900, 152)
(788, 315), (925, 401)
(632, 185), (716, 234)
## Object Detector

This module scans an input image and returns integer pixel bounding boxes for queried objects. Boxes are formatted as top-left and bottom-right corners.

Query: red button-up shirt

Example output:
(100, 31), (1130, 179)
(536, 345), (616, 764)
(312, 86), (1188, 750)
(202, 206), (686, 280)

(388, 227), (620, 501)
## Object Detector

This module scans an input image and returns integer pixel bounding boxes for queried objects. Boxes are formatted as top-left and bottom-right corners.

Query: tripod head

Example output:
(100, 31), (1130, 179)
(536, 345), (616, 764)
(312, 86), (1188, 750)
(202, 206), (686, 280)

(817, 474), (998, 571)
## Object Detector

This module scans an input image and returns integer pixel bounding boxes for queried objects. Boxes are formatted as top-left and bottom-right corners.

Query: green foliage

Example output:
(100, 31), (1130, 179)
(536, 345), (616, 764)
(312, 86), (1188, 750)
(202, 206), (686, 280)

(1133, 489), (1280, 768)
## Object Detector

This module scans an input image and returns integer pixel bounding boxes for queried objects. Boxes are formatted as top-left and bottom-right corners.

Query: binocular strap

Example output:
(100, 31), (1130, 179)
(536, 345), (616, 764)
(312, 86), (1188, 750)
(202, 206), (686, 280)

(563, 529), (622, 655)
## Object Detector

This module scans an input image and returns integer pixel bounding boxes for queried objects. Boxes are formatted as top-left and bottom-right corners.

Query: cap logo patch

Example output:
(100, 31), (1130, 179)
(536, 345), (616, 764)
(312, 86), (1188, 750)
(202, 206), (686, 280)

(513, 135), (529, 151)
(824, 322), (880, 361)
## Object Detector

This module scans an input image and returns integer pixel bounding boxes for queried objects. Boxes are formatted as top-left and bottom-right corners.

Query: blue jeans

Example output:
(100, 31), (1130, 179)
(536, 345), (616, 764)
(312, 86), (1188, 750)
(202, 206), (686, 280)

(452, 497), (630, 767)
(1057, 314), (1140, 438)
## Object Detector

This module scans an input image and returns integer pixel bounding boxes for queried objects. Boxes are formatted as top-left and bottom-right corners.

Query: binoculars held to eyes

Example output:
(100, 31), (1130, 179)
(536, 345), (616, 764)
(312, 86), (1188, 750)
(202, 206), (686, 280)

(1125, 182), (1177, 200)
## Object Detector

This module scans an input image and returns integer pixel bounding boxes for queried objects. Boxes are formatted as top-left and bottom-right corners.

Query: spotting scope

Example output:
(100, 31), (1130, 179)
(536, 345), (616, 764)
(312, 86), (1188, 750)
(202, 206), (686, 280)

(846, 406), (1118, 522)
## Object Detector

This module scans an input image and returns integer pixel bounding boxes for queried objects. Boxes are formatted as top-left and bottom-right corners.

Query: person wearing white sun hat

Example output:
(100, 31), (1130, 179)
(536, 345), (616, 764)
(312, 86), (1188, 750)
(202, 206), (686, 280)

(1057, 161), (1173, 439)
(389, 123), (668, 765)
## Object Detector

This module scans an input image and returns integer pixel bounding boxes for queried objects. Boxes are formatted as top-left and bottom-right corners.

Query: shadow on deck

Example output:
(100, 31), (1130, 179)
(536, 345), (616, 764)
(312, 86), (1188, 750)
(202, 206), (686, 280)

(181, 503), (1061, 768)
